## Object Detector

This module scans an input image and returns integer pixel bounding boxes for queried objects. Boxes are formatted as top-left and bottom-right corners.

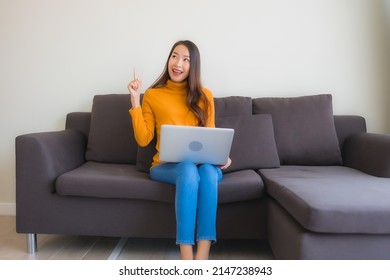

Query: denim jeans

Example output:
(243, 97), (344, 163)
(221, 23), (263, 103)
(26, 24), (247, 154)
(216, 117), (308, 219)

(150, 161), (222, 245)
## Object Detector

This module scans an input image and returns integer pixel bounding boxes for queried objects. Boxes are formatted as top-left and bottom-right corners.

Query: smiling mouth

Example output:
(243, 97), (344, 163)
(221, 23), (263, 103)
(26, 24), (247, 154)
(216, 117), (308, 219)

(172, 68), (183, 75)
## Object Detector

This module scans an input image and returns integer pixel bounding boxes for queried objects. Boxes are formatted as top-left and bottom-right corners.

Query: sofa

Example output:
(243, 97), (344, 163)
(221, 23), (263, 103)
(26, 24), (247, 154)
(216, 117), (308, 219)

(15, 93), (390, 259)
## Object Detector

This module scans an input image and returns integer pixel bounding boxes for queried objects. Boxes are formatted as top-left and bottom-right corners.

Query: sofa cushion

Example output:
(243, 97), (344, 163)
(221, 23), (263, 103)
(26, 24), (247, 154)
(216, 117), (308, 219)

(214, 96), (253, 118)
(136, 95), (253, 173)
(136, 136), (157, 172)
(56, 162), (265, 204)
(56, 162), (174, 203)
(260, 166), (390, 234)
(218, 169), (265, 204)
(216, 114), (280, 173)
(253, 94), (342, 165)
(86, 94), (138, 164)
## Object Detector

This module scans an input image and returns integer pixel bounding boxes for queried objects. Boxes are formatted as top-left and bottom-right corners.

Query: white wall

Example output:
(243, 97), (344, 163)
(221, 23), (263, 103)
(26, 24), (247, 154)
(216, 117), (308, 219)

(1, 0), (390, 213)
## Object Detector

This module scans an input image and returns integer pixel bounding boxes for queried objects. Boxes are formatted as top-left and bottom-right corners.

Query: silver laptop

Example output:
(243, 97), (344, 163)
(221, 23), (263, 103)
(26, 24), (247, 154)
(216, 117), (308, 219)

(159, 125), (234, 165)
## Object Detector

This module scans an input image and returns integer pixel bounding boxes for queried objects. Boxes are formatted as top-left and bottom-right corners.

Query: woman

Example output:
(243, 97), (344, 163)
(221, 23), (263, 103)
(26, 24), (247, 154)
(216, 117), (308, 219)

(128, 40), (231, 260)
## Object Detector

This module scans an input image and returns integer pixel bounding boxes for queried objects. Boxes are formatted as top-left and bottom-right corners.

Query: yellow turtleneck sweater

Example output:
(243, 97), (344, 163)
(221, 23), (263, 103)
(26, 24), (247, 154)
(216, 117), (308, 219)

(129, 79), (215, 167)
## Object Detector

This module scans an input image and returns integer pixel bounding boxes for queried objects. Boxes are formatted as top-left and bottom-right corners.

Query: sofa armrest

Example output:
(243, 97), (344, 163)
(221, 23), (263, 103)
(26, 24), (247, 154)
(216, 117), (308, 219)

(15, 129), (86, 211)
(343, 133), (390, 178)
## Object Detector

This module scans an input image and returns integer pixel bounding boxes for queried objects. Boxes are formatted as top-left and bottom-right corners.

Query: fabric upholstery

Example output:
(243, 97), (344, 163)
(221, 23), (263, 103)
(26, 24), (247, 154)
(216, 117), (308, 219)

(136, 136), (157, 172)
(216, 114), (280, 173)
(56, 162), (265, 204)
(333, 115), (366, 150)
(217, 169), (265, 204)
(214, 96), (253, 118)
(253, 94), (342, 165)
(343, 133), (390, 178)
(260, 166), (390, 234)
(65, 112), (91, 139)
(86, 94), (138, 164)
(267, 199), (390, 260)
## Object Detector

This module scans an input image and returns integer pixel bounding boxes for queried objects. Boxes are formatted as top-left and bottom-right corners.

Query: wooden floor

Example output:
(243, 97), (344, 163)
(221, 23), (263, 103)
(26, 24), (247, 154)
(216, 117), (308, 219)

(0, 216), (274, 260)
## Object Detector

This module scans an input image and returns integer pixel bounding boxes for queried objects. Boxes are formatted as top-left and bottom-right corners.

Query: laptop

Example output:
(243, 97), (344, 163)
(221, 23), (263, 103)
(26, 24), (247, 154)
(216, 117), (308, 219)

(159, 125), (234, 165)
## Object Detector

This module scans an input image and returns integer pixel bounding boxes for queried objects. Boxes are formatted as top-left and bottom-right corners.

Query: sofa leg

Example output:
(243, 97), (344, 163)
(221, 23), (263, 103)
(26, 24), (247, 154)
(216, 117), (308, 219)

(27, 233), (37, 254)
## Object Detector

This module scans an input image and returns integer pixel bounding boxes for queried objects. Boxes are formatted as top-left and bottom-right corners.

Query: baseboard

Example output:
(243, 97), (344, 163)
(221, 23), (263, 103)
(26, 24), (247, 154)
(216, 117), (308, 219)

(0, 203), (16, 216)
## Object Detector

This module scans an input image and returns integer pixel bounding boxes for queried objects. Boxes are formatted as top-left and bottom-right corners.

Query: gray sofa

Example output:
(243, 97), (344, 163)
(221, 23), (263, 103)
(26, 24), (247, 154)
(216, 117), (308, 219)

(15, 93), (390, 259)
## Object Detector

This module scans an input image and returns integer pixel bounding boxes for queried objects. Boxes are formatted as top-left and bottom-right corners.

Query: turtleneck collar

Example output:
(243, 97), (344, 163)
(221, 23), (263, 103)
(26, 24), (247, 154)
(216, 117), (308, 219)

(166, 79), (188, 91)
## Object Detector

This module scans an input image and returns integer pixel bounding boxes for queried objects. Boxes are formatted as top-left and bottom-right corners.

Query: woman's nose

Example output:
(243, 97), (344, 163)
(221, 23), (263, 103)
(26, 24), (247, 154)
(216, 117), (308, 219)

(174, 59), (183, 67)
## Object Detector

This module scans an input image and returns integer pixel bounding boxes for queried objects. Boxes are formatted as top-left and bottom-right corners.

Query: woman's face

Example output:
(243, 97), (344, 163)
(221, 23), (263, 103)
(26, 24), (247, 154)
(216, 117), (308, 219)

(168, 44), (190, 83)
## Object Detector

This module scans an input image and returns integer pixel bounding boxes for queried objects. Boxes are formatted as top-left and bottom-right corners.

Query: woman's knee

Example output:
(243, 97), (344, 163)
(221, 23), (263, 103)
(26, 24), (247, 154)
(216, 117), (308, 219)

(198, 164), (222, 182)
(198, 163), (215, 174)
(176, 161), (200, 186)
(177, 161), (199, 177)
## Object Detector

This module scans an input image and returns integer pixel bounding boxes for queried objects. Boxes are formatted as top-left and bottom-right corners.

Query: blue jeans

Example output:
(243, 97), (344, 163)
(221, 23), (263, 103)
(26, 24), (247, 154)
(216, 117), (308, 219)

(150, 161), (222, 245)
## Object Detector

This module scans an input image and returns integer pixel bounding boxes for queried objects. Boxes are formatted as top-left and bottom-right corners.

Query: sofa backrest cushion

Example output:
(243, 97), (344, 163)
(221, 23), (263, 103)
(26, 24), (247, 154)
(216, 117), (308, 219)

(86, 94), (138, 164)
(136, 136), (157, 172)
(252, 94), (342, 165)
(214, 96), (253, 117)
(216, 114), (280, 173)
(135, 95), (253, 172)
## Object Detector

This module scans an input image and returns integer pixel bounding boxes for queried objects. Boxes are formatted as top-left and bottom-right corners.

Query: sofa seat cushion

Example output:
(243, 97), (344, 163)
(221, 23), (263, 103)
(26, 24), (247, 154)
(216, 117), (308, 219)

(218, 169), (265, 204)
(56, 162), (265, 204)
(56, 162), (174, 203)
(259, 166), (390, 234)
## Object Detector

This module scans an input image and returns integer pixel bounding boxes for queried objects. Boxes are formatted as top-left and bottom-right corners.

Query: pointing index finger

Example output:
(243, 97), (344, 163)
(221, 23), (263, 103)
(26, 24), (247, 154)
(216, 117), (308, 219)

(133, 67), (138, 81)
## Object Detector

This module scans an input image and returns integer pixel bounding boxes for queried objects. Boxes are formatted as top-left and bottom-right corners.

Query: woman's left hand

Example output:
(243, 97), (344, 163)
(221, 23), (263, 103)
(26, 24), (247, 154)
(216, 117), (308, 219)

(220, 157), (232, 170)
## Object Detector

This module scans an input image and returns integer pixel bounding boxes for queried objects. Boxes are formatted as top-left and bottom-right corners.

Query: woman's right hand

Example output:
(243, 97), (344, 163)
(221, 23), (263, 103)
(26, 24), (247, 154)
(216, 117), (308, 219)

(128, 68), (142, 108)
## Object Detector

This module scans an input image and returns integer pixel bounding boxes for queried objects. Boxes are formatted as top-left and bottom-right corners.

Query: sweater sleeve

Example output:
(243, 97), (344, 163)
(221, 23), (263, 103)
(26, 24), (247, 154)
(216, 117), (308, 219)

(128, 93), (155, 147)
(204, 88), (216, 128)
